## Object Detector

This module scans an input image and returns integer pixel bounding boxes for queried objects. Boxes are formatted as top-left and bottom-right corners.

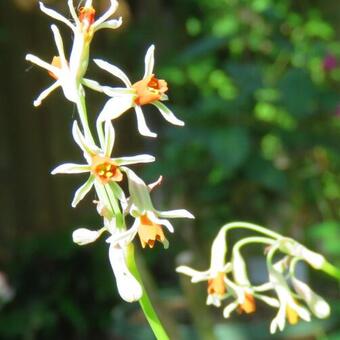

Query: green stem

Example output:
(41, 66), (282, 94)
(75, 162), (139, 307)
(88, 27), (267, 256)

(76, 90), (95, 144)
(127, 244), (169, 340)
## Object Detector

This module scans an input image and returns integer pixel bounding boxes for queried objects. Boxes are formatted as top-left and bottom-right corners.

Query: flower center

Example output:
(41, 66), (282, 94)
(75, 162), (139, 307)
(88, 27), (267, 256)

(238, 293), (256, 314)
(132, 74), (168, 106)
(78, 6), (96, 28)
(91, 155), (123, 184)
(207, 272), (226, 296)
(286, 305), (299, 325)
(48, 56), (62, 79)
(138, 214), (166, 248)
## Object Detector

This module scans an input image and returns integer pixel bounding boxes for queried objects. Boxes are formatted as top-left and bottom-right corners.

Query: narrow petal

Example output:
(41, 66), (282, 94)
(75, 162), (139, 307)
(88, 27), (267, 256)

(157, 209), (194, 219)
(134, 106), (157, 138)
(67, 0), (80, 26)
(97, 96), (134, 123)
(113, 154), (155, 166)
(103, 120), (115, 157)
(148, 212), (174, 233)
(71, 175), (95, 207)
(95, 17), (122, 31)
(143, 45), (155, 79)
(50, 25), (67, 68)
(121, 167), (154, 212)
(72, 120), (99, 158)
(51, 163), (90, 175)
(102, 86), (136, 96)
(106, 219), (139, 246)
(223, 302), (239, 318)
(39, 2), (75, 31)
(93, 59), (132, 87)
(33, 81), (60, 107)
(153, 101), (185, 126)
(108, 243), (143, 302)
(254, 294), (280, 308)
(176, 265), (211, 282)
(26, 54), (60, 75)
(93, 0), (119, 29)
(109, 182), (126, 202)
(82, 78), (104, 93)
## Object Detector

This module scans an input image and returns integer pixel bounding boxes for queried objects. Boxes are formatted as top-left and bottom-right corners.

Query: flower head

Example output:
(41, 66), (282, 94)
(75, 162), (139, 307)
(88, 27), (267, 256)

(94, 45), (185, 138)
(51, 120), (154, 207)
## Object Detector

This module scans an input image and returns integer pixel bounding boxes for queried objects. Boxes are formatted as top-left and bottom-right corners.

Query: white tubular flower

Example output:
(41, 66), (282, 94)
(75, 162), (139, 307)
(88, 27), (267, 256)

(51, 120), (154, 207)
(108, 242), (143, 303)
(94, 45), (185, 138)
(268, 258), (311, 334)
(107, 167), (194, 249)
(177, 229), (231, 308)
(72, 227), (105, 245)
(278, 238), (326, 270)
(26, 1), (122, 106)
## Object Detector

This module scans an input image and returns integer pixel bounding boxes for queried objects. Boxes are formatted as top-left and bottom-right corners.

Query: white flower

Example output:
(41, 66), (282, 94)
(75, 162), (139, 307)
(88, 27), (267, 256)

(72, 227), (104, 245)
(26, 0), (121, 106)
(94, 45), (185, 138)
(108, 242), (143, 303)
(51, 120), (154, 207)
(107, 167), (194, 249)
(177, 229), (230, 307)
(268, 260), (311, 334)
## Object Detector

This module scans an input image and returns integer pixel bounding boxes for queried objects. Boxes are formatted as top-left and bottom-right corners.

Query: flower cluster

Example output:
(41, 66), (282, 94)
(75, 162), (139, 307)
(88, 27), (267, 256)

(177, 222), (332, 334)
(26, 0), (193, 303)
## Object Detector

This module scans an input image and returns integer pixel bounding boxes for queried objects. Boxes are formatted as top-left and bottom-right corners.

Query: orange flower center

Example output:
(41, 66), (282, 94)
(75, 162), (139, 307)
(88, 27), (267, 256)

(286, 305), (299, 325)
(48, 56), (62, 79)
(78, 6), (96, 28)
(132, 74), (168, 106)
(138, 214), (166, 248)
(91, 155), (123, 184)
(238, 293), (256, 314)
(207, 272), (226, 296)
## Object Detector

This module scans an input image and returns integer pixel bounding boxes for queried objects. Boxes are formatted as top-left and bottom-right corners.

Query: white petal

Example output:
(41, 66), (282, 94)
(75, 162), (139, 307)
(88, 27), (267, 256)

(106, 219), (139, 247)
(39, 2), (75, 31)
(82, 78), (104, 93)
(108, 243), (143, 302)
(146, 211), (174, 233)
(210, 228), (227, 274)
(270, 305), (286, 334)
(134, 105), (157, 138)
(176, 265), (211, 282)
(113, 154), (155, 166)
(33, 81), (60, 107)
(50, 25), (67, 68)
(223, 302), (239, 318)
(152, 101), (185, 126)
(72, 227), (100, 245)
(93, 0), (119, 29)
(148, 176), (163, 191)
(71, 175), (95, 207)
(95, 17), (122, 31)
(72, 120), (99, 158)
(143, 45), (155, 79)
(231, 248), (250, 286)
(254, 294), (280, 308)
(207, 294), (222, 307)
(26, 54), (60, 75)
(157, 209), (194, 219)
(51, 163), (90, 174)
(102, 86), (136, 96)
(97, 96), (134, 123)
(93, 59), (132, 87)
(67, 0), (80, 26)
(103, 120), (115, 157)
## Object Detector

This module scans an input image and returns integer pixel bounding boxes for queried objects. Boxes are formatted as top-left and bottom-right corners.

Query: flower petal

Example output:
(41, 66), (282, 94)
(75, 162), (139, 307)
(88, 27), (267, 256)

(94, 59), (132, 87)
(143, 45), (155, 79)
(50, 24), (68, 68)
(93, 0), (119, 29)
(113, 154), (155, 166)
(71, 175), (95, 207)
(108, 243), (143, 302)
(152, 101), (185, 126)
(51, 163), (90, 175)
(97, 96), (134, 123)
(39, 2), (75, 31)
(223, 302), (239, 318)
(26, 54), (60, 75)
(95, 17), (122, 31)
(176, 265), (211, 282)
(82, 78), (104, 93)
(33, 81), (61, 107)
(67, 0), (80, 26)
(157, 209), (194, 219)
(103, 120), (115, 157)
(134, 105), (157, 138)
(106, 219), (139, 246)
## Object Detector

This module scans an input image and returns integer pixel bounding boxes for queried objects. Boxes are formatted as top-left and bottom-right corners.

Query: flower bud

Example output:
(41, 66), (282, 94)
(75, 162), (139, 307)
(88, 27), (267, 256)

(72, 228), (101, 245)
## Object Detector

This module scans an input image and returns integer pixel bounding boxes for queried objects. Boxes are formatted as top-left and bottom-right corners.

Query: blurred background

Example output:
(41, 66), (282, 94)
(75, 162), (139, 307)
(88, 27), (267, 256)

(0, 0), (340, 339)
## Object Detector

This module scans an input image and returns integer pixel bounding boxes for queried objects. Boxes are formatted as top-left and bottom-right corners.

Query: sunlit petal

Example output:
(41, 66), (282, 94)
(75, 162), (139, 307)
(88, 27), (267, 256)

(71, 175), (95, 207)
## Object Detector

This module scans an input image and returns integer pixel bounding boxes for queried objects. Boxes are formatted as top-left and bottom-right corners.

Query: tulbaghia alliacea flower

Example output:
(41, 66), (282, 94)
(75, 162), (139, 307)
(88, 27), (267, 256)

(51, 120), (154, 207)
(177, 229), (230, 307)
(26, 0), (121, 106)
(94, 45), (185, 138)
(108, 167), (194, 249)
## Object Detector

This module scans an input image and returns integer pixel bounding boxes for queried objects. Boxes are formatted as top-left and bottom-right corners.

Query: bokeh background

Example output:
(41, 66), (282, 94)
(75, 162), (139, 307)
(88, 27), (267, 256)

(0, 0), (340, 339)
